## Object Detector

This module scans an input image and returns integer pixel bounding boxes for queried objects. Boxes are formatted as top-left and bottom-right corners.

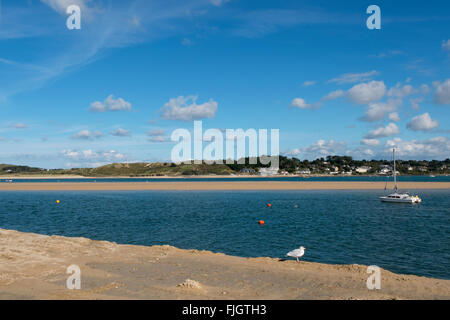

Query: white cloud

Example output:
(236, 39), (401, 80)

(291, 90), (343, 111)
(111, 128), (131, 137)
(388, 112), (400, 122)
(442, 39), (450, 51)
(71, 130), (104, 140)
(387, 84), (414, 98)
(328, 71), (378, 84)
(322, 90), (344, 101)
(60, 149), (127, 167)
(365, 123), (400, 139)
(385, 137), (450, 160)
(290, 98), (312, 109)
(147, 129), (167, 143)
(147, 129), (165, 136)
(286, 139), (347, 160)
(361, 139), (380, 146)
(302, 81), (316, 87)
(150, 136), (168, 143)
(410, 97), (424, 110)
(406, 113), (439, 132)
(360, 99), (401, 122)
(161, 95), (218, 121)
(90, 95), (132, 112)
(433, 79), (450, 105)
(347, 81), (386, 105)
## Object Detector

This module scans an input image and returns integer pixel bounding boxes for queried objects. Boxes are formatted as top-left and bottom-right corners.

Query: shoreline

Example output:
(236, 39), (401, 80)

(1, 174), (448, 179)
(0, 181), (449, 191)
(1, 228), (448, 300)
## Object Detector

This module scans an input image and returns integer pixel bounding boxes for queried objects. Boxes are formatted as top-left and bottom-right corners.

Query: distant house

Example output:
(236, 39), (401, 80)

(378, 167), (391, 175)
(296, 169), (311, 175)
(355, 166), (371, 174)
(280, 170), (289, 176)
(259, 167), (279, 176)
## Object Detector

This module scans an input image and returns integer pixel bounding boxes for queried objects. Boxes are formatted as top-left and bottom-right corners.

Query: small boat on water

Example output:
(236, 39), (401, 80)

(380, 149), (422, 204)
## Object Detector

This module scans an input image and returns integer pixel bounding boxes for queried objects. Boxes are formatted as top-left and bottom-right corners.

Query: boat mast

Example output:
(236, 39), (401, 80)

(393, 148), (397, 192)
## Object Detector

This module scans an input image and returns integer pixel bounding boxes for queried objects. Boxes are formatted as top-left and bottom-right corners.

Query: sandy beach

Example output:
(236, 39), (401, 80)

(0, 181), (449, 191)
(0, 228), (448, 300)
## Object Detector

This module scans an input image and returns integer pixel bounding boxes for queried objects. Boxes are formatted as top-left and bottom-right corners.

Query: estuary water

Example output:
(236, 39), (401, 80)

(0, 189), (449, 279)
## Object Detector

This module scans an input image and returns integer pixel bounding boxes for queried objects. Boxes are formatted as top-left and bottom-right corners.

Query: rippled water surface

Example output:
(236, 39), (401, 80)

(0, 190), (449, 279)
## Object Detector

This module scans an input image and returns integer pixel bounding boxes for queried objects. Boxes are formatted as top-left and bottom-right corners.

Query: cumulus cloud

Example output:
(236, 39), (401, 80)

(359, 99), (401, 122)
(410, 97), (424, 110)
(291, 90), (343, 110)
(71, 130), (104, 140)
(111, 128), (131, 137)
(147, 129), (167, 143)
(433, 79), (450, 105)
(387, 84), (414, 99)
(161, 95), (218, 121)
(285, 139), (346, 160)
(406, 113), (439, 132)
(60, 149), (127, 167)
(385, 137), (450, 160)
(347, 81), (386, 105)
(290, 98), (312, 109)
(442, 39), (450, 51)
(361, 139), (380, 146)
(328, 71), (378, 84)
(388, 112), (400, 122)
(90, 95), (132, 112)
(365, 123), (400, 139)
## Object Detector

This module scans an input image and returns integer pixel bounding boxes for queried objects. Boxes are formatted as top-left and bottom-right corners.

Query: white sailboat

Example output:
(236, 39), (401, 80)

(380, 149), (422, 203)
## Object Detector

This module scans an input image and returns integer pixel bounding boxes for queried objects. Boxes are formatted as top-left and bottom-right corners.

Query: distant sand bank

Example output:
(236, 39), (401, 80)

(0, 229), (448, 300)
(0, 181), (449, 191)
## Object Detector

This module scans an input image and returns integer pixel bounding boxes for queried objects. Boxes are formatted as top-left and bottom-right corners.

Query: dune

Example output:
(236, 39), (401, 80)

(0, 228), (449, 300)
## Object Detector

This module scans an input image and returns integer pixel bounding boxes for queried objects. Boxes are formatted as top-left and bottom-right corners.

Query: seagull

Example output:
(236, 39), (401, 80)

(286, 246), (306, 262)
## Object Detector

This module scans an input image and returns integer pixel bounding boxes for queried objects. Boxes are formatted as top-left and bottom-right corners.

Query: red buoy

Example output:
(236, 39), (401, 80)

(259, 220), (265, 225)
(267, 203), (272, 208)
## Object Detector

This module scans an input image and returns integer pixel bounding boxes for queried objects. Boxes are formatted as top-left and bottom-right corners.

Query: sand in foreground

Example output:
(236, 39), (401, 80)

(0, 181), (449, 191)
(0, 229), (449, 300)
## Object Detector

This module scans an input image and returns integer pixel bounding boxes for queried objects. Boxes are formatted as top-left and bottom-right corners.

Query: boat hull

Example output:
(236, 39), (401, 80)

(380, 197), (421, 203)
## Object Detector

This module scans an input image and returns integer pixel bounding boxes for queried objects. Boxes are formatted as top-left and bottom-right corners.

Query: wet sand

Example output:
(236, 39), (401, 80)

(0, 181), (448, 191)
(0, 229), (449, 300)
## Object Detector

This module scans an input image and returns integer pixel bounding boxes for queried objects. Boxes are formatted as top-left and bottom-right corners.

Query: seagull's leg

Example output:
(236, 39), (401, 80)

(296, 257), (299, 262)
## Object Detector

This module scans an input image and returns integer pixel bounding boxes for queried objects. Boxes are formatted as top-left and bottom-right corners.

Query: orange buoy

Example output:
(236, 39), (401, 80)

(267, 203), (272, 208)
(56, 200), (60, 204)
(259, 220), (265, 225)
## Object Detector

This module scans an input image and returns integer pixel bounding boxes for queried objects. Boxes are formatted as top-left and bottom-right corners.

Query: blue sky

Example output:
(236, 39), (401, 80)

(0, 0), (449, 168)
